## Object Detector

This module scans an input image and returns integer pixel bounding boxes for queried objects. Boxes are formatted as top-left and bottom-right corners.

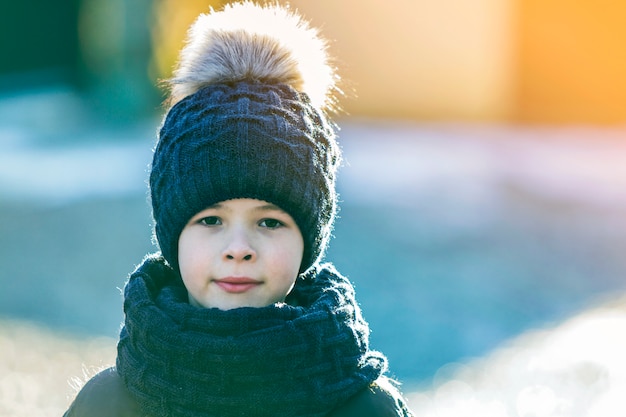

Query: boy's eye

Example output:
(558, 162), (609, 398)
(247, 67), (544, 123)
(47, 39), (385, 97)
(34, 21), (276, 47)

(259, 218), (284, 229)
(199, 216), (221, 226)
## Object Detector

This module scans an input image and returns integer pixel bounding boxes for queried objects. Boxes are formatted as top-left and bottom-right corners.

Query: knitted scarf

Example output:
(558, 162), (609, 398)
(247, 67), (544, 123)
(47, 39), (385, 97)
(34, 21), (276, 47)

(116, 254), (388, 417)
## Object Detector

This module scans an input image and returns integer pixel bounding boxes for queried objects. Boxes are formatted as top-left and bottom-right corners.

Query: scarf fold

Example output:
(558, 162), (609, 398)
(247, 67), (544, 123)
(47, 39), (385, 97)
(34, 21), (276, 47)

(116, 254), (387, 417)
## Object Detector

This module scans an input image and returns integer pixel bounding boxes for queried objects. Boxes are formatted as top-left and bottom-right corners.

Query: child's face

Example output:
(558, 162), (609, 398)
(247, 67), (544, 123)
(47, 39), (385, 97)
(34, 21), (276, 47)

(177, 198), (304, 310)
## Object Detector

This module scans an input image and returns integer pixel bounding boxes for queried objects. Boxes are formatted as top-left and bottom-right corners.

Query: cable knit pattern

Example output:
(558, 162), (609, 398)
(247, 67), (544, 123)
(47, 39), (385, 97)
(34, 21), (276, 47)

(116, 254), (387, 417)
(151, 82), (341, 274)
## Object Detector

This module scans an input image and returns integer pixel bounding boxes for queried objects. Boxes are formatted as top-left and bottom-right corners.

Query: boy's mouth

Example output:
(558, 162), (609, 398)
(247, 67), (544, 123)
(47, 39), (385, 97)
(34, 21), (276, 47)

(214, 277), (261, 293)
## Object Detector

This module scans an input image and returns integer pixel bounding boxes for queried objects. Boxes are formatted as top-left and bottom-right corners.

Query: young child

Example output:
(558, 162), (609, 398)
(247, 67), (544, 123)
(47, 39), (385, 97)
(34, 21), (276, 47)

(64, 2), (414, 416)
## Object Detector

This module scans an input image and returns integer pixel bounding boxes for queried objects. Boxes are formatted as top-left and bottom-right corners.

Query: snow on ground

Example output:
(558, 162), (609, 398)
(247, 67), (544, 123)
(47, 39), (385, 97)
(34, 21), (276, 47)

(0, 140), (150, 203)
(338, 121), (626, 211)
(2, 87), (625, 211)
(406, 296), (626, 417)
(0, 87), (154, 204)
(0, 318), (115, 417)
(3, 110), (626, 211)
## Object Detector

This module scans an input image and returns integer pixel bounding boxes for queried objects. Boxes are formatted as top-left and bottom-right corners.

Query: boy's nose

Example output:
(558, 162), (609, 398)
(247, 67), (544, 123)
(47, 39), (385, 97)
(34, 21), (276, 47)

(222, 230), (256, 262)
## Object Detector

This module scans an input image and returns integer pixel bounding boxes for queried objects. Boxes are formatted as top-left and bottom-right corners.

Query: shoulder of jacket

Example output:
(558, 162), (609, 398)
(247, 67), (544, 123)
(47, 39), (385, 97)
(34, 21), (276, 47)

(327, 377), (414, 417)
(63, 367), (141, 417)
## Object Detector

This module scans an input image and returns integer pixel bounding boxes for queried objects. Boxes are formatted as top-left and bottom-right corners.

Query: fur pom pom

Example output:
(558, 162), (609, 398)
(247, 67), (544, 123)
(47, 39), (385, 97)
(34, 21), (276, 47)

(167, 1), (338, 111)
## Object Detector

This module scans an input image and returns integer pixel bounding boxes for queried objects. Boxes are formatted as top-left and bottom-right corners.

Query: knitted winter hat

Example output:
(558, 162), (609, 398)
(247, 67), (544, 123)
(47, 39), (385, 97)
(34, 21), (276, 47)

(150, 1), (342, 273)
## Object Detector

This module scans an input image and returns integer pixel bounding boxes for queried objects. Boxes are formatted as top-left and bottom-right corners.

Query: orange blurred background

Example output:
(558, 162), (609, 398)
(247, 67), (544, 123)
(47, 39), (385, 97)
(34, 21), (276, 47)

(2, 0), (625, 124)
(151, 0), (626, 124)
(516, 0), (626, 124)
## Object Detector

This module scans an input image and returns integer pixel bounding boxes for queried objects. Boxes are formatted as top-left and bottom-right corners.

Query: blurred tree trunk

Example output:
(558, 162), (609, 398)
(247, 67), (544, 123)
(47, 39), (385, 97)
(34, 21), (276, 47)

(78, 0), (160, 122)
(77, 0), (225, 123)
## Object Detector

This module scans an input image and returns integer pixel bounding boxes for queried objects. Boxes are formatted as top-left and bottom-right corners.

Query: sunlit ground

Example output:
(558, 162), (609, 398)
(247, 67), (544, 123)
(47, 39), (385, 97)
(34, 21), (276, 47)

(406, 296), (626, 417)
(0, 318), (115, 417)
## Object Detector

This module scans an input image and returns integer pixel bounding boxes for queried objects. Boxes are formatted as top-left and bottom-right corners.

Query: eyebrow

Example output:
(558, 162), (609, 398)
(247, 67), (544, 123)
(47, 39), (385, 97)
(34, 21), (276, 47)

(253, 203), (285, 213)
(206, 202), (286, 213)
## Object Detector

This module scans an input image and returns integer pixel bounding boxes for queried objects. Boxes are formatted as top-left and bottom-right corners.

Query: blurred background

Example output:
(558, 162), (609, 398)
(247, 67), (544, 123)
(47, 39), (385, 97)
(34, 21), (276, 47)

(1, 0), (626, 415)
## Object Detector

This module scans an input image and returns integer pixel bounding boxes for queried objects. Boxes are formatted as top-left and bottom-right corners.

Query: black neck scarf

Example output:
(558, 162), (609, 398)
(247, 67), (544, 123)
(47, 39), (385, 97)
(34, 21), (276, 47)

(116, 254), (387, 417)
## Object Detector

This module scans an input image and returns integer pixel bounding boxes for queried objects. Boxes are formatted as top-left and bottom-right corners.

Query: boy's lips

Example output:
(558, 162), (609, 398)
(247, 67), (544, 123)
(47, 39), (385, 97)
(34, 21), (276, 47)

(214, 277), (261, 294)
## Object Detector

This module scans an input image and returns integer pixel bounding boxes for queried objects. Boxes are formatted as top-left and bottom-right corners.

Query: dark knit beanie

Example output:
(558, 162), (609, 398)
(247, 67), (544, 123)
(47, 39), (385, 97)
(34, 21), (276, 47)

(149, 2), (342, 273)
